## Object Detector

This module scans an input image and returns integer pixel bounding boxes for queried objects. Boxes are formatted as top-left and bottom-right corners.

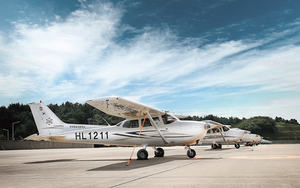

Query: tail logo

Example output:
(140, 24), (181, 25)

(46, 117), (53, 125)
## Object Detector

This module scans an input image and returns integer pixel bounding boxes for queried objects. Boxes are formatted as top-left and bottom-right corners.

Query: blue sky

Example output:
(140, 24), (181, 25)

(1, 0), (300, 121)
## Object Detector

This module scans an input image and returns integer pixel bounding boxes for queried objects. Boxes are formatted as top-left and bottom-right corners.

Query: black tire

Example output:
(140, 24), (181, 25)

(218, 144), (222, 149)
(212, 144), (217, 149)
(137, 149), (148, 160)
(154, 148), (164, 157)
(187, 149), (196, 158)
(235, 143), (240, 149)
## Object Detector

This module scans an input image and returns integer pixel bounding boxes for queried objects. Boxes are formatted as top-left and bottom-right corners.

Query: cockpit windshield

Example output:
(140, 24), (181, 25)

(223, 126), (230, 132)
(162, 113), (178, 124)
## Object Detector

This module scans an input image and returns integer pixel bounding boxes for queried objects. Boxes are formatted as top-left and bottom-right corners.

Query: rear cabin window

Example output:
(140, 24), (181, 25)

(123, 120), (139, 128)
(116, 122), (122, 126)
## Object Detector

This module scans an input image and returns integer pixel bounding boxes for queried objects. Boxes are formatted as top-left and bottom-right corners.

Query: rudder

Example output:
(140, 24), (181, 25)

(29, 101), (65, 136)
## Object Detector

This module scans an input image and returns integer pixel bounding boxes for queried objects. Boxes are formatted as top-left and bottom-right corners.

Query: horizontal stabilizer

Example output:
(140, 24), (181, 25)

(25, 134), (65, 142)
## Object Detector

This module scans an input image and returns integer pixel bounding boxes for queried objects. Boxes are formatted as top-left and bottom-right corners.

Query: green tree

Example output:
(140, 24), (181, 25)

(235, 116), (276, 135)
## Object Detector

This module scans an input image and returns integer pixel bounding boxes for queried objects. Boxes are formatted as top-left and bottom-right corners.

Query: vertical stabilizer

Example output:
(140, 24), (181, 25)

(29, 102), (65, 136)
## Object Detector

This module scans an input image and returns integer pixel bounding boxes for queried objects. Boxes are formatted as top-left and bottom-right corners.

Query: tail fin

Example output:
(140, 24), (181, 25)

(29, 101), (65, 136)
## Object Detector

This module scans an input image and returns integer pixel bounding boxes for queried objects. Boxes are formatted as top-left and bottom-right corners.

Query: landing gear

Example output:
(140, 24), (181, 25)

(234, 143), (240, 149)
(137, 149), (148, 160)
(187, 149), (196, 158)
(211, 144), (217, 149)
(186, 146), (196, 158)
(211, 144), (222, 149)
(154, 147), (164, 157)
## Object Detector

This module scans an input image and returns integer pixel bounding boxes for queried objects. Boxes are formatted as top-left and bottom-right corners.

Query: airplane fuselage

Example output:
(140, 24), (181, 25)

(53, 120), (208, 147)
(242, 133), (258, 143)
(202, 128), (247, 144)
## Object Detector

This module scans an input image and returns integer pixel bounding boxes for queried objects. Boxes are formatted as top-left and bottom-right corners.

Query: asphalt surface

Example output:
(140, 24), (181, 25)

(1, 144), (299, 188)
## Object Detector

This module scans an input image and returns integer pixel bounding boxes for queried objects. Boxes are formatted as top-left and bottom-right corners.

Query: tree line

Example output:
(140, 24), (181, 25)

(0, 102), (298, 140)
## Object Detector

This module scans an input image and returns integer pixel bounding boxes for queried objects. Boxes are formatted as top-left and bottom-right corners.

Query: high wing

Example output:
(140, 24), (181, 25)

(86, 97), (171, 144)
(86, 97), (165, 119)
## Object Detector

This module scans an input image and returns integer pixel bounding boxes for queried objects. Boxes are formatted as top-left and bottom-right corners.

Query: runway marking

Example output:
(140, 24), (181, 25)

(191, 157), (205, 160)
(229, 155), (300, 159)
(110, 158), (202, 188)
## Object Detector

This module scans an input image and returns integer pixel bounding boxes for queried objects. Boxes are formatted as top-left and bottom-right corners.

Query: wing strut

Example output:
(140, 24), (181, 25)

(147, 112), (170, 144)
(218, 127), (226, 142)
(126, 114), (147, 166)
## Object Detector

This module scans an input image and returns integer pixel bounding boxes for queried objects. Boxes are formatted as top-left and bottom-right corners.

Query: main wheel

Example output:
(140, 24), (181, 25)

(154, 148), (164, 157)
(217, 144), (222, 149)
(137, 149), (148, 160)
(211, 144), (217, 149)
(187, 149), (196, 158)
(235, 143), (240, 149)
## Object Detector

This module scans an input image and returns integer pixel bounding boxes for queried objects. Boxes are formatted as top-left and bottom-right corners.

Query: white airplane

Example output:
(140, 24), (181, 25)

(200, 125), (249, 149)
(238, 132), (265, 146)
(259, 138), (272, 144)
(251, 135), (263, 146)
(26, 97), (226, 160)
(242, 133), (259, 146)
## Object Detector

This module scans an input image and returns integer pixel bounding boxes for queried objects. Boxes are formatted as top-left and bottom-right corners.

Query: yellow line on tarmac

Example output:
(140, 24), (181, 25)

(229, 155), (300, 159)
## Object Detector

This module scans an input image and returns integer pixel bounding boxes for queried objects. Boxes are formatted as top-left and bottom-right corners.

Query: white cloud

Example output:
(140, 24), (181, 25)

(0, 1), (300, 121)
(0, 1), (123, 100)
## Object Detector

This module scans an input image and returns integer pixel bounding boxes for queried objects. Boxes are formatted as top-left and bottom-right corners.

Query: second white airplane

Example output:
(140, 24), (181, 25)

(201, 126), (249, 149)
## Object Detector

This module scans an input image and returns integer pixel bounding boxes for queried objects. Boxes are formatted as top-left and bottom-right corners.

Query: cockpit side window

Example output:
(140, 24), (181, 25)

(212, 128), (217, 133)
(123, 120), (139, 128)
(141, 117), (160, 127)
(141, 118), (152, 127)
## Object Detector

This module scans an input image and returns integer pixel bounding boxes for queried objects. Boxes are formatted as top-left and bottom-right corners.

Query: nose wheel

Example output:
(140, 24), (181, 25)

(186, 146), (196, 158)
(187, 149), (196, 158)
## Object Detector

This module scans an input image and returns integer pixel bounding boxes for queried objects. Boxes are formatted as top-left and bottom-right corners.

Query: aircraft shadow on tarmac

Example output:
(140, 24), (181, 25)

(87, 155), (222, 171)
(24, 159), (75, 164)
(204, 147), (239, 151)
(23, 155), (221, 171)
